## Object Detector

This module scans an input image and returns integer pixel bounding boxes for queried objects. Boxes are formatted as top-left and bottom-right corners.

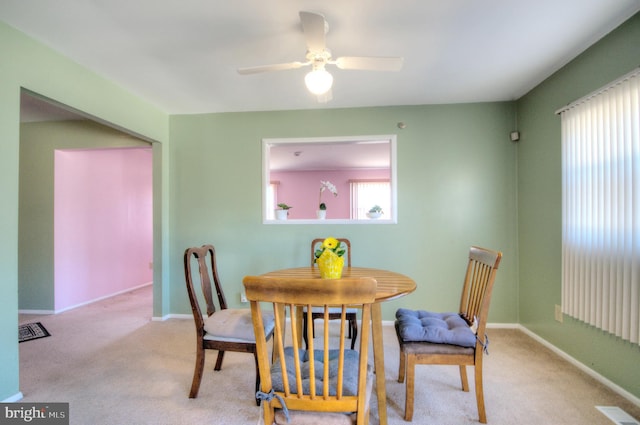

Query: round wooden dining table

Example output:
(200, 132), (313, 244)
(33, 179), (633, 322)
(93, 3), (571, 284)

(260, 266), (416, 425)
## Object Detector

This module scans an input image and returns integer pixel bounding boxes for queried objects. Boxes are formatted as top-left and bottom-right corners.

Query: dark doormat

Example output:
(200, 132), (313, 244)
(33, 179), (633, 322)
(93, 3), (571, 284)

(19, 322), (51, 343)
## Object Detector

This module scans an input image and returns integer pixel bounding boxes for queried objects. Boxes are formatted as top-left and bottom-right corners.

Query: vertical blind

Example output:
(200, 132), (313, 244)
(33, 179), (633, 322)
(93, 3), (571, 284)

(267, 181), (279, 220)
(349, 180), (390, 219)
(558, 68), (640, 345)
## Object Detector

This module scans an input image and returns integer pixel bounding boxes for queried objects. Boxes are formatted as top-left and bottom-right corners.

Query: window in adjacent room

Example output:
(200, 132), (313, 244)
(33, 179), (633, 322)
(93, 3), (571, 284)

(350, 180), (391, 219)
(266, 181), (279, 220)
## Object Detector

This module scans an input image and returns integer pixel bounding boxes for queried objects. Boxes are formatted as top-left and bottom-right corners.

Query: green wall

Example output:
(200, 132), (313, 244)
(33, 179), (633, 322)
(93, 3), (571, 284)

(517, 13), (640, 398)
(19, 120), (151, 310)
(0, 21), (168, 401)
(168, 104), (519, 322)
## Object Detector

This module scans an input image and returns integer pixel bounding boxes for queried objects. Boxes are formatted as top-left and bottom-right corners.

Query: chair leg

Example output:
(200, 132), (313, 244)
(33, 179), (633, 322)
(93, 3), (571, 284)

(404, 353), (415, 421)
(356, 398), (372, 425)
(303, 316), (316, 349)
(214, 350), (225, 371)
(349, 316), (357, 350)
(459, 365), (469, 392)
(398, 347), (406, 383)
(262, 402), (275, 425)
(189, 346), (205, 398)
(475, 362), (487, 423)
(253, 352), (261, 406)
(302, 314), (310, 349)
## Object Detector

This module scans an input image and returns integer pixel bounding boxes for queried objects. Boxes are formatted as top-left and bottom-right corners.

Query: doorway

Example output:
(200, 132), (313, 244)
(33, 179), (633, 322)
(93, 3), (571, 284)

(18, 90), (155, 313)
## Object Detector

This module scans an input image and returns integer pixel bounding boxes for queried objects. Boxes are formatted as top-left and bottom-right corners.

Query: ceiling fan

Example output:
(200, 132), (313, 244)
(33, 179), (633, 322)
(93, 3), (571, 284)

(237, 11), (404, 102)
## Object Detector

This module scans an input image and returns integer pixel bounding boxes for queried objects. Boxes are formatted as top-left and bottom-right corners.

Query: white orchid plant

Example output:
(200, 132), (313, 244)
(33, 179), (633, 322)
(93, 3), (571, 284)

(318, 180), (338, 210)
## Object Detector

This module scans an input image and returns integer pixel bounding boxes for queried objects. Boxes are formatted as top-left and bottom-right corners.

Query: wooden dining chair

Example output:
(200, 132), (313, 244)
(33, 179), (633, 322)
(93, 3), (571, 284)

(303, 238), (359, 350)
(394, 246), (502, 423)
(243, 275), (377, 425)
(184, 244), (274, 403)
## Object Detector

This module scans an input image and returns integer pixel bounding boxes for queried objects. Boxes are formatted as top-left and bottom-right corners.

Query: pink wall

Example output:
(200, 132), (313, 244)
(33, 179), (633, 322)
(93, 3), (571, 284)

(54, 147), (153, 311)
(271, 169), (389, 219)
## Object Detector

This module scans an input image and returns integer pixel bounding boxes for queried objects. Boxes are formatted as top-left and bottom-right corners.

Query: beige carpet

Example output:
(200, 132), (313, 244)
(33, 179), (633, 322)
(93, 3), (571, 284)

(18, 286), (640, 425)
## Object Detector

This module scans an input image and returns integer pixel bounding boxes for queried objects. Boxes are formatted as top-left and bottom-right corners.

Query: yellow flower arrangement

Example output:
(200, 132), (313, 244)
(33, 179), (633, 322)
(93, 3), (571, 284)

(315, 236), (346, 278)
(314, 237), (346, 261)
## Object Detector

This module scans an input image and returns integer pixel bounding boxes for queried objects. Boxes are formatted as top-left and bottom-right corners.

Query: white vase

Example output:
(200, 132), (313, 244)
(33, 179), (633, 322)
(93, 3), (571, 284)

(275, 209), (288, 220)
(316, 210), (327, 219)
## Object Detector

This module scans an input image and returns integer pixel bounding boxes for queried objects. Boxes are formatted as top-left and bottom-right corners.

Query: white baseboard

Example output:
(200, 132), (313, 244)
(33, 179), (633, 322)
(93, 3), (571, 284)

(18, 309), (55, 315)
(517, 324), (640, 408)
(19, 282), (153, 315)
(2, 392), (23, 402)
(54, 282), (153, 314)
(152, 313), (191, 321)
(487, 322), (520, 329)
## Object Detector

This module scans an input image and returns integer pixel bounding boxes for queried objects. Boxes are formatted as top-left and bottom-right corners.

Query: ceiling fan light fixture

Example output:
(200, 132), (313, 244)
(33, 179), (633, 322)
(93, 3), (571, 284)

(238, 11), (402, 101)
(305, 67), (333, 95)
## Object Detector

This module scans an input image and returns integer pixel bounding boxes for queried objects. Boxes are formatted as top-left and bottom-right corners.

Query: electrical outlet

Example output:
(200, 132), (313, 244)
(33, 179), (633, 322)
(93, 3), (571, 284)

(240, 292), (248, 303)
(555, 304), (563, 323)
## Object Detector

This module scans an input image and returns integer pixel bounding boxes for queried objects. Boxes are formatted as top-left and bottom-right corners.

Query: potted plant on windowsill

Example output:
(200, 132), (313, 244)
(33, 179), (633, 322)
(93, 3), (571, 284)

(317, 180), (337, 219)
(366, 205), (384, 219)
(275, 203), (292, 220)
(317, 202), (327, 219)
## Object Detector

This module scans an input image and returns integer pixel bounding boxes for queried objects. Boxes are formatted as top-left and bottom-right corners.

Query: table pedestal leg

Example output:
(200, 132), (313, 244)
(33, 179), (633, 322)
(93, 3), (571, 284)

(372, 303), (388, 425)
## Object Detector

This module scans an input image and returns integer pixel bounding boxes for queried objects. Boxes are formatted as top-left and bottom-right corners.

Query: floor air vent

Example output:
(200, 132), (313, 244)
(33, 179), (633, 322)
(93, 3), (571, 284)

(597, 406), (640, 425)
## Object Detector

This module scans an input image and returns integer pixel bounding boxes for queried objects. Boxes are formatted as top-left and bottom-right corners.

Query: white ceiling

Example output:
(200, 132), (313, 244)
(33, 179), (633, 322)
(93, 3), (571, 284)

(269, 139), (391, 172)
(2, 1), (639, 115)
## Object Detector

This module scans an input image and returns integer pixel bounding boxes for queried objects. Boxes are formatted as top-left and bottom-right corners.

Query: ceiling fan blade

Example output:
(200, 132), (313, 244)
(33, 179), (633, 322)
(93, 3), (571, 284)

(237, 61), (308, 75)
(334, 56), (404, 71)
(299, 11), (327, 52)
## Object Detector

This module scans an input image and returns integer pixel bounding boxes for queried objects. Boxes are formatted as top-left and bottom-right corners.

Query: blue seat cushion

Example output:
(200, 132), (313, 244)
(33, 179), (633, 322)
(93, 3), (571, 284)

(271, 347), (360, 396)
(395, 308), (476, 347)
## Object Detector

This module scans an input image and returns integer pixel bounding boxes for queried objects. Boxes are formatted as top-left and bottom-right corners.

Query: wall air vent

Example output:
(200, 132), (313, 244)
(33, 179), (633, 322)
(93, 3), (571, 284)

(597, 406), (640, 425)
